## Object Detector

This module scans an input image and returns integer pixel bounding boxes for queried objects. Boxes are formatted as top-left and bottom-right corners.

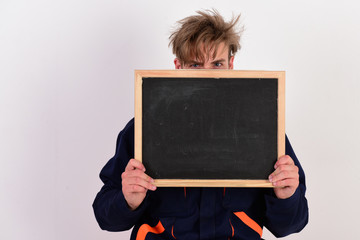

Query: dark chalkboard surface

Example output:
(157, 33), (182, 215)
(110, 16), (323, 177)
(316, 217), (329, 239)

(135, 70), (285, 187)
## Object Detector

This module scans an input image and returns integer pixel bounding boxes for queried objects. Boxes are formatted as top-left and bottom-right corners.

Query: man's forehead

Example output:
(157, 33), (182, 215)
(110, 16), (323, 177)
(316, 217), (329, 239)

(189, 42), (228, 61)
(199, 41), (228, 53)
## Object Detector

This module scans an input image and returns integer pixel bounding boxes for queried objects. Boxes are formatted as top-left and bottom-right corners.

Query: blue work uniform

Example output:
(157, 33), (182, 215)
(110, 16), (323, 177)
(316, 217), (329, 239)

(93, 119), (308, 239)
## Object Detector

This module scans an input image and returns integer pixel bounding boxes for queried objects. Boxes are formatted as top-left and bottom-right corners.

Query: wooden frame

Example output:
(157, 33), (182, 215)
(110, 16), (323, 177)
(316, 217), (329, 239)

(135, 70), (285, 187)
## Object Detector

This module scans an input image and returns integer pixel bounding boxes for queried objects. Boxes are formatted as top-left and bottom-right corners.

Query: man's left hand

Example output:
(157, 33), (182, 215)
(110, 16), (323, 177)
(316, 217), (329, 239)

(268, 155), (299, 199)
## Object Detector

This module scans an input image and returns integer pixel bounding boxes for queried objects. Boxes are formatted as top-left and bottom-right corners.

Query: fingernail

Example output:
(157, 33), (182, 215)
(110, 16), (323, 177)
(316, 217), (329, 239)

(151, 185), (157, 190)
(269, 176), (273, 182)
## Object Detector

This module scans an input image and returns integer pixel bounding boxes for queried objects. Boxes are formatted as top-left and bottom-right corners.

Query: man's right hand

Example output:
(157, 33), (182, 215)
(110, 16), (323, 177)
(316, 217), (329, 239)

(121, 158), (157, 210)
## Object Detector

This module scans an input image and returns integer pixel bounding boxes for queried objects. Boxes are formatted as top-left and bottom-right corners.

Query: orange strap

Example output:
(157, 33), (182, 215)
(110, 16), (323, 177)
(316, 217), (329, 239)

(234, 212), (263, 237)
(229, 219), (234, 237)
(171, 225), (176, 239)
(136, 221), (165, 240)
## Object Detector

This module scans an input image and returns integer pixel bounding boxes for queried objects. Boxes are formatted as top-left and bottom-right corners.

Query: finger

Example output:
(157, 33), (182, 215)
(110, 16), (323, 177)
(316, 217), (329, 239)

(122, 170), (156, 191)
(274, 155), (294, 169)
(269, 164), (299, 185)
(269, 168), (298, 183)
(271, 164), (299, 177)
(272, 178), (299, 188)
(122, 180), (149, 193)
(123, 176), (157, 191)
(122, 168), (153, 182)
(125, 158), (146, 172)
(129, 184), (148, 193)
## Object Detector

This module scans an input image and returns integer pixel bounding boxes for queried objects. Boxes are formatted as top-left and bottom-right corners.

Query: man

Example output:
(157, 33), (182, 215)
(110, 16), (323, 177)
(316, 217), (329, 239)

(93, 10), (308, 239)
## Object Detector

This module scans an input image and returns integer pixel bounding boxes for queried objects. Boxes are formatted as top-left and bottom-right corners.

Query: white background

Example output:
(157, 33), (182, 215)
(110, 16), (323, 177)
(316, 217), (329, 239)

(1, 0), (359, 239)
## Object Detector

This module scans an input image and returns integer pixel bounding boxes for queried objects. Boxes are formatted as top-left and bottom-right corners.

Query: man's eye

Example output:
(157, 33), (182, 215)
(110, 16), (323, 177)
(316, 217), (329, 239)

(214, 62), (222, 67)
(190, 64), (200, 68)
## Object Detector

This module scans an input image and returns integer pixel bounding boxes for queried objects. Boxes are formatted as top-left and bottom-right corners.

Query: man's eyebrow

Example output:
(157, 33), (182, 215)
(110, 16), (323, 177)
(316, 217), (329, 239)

(187, 61), (203, 65)
(211, 58), (226, 63)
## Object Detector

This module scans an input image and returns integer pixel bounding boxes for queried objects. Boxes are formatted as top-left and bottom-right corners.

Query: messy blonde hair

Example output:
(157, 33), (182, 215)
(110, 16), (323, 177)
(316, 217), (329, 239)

(169, 9), (242, 65)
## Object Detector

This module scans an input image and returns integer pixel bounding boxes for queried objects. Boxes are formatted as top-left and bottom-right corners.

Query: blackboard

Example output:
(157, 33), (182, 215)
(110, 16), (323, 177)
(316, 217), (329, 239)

(135, 70), (285, 187)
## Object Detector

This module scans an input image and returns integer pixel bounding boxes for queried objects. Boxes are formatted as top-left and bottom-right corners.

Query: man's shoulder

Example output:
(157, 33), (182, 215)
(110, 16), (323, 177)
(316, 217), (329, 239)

(123, 118), (134, 133)
(119, 118), (135, 142)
